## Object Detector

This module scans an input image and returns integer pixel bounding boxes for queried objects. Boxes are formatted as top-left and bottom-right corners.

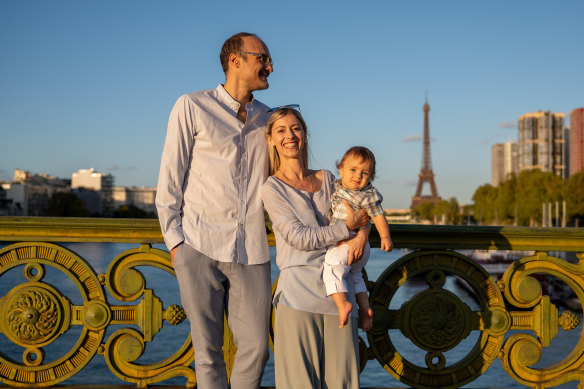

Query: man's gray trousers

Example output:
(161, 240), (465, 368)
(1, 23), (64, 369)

(173, 243), (271, 389)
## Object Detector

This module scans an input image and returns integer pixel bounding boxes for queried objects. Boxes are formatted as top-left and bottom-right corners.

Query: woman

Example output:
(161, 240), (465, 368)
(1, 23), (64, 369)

(261, 106), (370, 389)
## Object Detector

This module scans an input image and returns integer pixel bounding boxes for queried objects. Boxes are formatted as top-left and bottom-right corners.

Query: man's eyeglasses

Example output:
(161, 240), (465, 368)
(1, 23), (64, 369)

(267, 104), (301, 116)
(238, 50), (273, 67)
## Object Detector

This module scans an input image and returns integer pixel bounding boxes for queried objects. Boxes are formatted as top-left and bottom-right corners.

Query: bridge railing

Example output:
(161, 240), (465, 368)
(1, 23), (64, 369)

(0, 217), (582, 388)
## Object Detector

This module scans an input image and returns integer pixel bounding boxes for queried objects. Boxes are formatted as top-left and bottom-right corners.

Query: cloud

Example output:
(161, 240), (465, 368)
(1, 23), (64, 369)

(403, 134), (422, 142)
(498, 121), (516, 129)
(405, 180), (418, 187)
(403, 134), (436, 143)
(479, 132), (516, 146)
(479, 138), (495, 146)
(109, 165), (137, 172)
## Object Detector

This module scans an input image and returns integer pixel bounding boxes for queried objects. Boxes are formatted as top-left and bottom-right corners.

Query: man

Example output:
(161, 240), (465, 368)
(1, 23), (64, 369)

(155, 32), (273, 389)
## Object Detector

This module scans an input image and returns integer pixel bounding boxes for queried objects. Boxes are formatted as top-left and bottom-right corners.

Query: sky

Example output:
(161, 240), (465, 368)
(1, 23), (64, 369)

(1, 1), (583, 209)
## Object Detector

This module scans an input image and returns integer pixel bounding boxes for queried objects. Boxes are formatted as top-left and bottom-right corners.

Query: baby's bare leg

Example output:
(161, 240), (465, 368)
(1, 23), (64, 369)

(356, 292), (373, 332)
(331, 292), (353, 328)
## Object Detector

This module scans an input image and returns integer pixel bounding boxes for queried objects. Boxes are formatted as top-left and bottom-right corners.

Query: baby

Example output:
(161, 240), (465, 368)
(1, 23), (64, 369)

(324, 146), (393, 330)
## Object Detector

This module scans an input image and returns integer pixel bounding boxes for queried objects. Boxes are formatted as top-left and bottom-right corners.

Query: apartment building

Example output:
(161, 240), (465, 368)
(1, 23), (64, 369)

(518, 110), (566, 177)
(570, 107), (584, 176)
(491, 140), (518, 186)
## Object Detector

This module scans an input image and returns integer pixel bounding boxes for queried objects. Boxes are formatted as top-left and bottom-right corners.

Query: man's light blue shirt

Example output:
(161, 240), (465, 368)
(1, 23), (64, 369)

(156, 84), (270, 264)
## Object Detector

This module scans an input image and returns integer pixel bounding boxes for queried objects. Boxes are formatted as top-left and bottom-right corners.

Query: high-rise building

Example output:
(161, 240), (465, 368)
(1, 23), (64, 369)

(569, 108), (584, 176)
(491, 141), (518, 186)
(517, 110), (566, 177)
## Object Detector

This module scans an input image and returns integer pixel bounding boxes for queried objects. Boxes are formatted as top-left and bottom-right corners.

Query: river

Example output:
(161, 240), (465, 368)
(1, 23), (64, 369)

(0, 242), (581, 388)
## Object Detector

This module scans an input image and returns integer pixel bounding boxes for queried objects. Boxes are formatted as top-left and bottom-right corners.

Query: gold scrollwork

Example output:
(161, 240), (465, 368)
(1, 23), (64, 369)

(101, 244), (195, 385)
(103, 328), (195, 388)
(402, 287), (473, 353)
(0, 242), (106, 387)
(4, 283), (66, 347)
(83, 300), (112, 330)
(500, 252), (584, 387)
(23, 263), (44, 282)
(0, 242), (194, 387)
(164, 304), (187, 325)
(368, 250), (507, 389)
(22, 348), (44, 367)
(105, 244), (172, 301)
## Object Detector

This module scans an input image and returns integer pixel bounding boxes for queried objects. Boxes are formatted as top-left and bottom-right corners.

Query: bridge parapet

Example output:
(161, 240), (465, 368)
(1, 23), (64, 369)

(0, 217), (582, 388)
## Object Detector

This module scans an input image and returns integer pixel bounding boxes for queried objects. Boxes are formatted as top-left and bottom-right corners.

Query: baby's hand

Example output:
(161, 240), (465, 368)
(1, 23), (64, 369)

(381, 237), (393, 252)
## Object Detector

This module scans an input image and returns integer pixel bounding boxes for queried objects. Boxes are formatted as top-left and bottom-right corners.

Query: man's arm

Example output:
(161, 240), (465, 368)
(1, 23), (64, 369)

(155, 95), (195, 252)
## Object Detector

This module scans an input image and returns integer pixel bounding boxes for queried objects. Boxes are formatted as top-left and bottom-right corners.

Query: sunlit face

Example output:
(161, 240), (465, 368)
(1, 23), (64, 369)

(268, 113), (305, 160)
(238, 36), (273, 91)
(339, 155), (372, 191)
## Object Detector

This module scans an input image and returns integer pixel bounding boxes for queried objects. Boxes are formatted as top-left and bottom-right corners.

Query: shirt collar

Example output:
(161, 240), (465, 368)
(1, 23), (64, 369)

(216, 84), (256, 113)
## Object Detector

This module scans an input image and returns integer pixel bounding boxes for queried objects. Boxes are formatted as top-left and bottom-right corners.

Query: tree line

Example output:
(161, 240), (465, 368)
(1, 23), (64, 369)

(472, 170), (584, 227)
(48, 170), (584, 226)
(412, 170), (584, 227)
(47, 192), (156, 218)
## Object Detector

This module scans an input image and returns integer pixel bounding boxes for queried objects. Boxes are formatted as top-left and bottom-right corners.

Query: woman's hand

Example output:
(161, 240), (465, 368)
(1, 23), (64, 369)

(343, 200), (369, 231)
(339, 227), (370, 265)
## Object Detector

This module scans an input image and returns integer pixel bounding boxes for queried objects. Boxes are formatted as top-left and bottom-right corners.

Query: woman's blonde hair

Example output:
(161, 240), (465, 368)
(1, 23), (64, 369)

(266, 107), (309, 175)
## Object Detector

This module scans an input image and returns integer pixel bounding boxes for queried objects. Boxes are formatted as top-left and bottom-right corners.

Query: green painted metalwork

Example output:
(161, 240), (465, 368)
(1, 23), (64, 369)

(0, 217), (583, 388)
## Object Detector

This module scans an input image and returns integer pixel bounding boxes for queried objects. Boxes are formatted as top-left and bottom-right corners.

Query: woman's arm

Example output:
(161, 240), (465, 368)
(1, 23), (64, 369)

(262, 182), (350, 251)
(279, 217), (349, 251)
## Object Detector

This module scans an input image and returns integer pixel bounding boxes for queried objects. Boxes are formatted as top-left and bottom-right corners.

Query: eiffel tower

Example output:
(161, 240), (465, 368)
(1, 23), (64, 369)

(411, 97), (441, 209)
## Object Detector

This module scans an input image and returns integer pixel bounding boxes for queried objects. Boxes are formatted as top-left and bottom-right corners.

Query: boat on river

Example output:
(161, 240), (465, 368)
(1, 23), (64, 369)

(457, 249), (582, 311)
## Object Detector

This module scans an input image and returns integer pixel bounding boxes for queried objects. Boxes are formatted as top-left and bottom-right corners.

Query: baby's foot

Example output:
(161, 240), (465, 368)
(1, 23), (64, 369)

(338, 301), (353, 328)
(360, 308), (373, 332)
